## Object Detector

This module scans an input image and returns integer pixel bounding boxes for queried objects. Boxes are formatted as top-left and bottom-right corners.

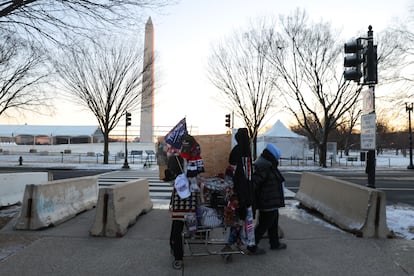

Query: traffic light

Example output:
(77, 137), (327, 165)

(126, 112), (131, 126)
(225, 114), (231, 128)
(363, 42), (378, 85)
(344, 38), (364, 82)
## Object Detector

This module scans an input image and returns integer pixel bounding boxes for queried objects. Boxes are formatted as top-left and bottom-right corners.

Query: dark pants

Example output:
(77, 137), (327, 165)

(255, 209), (280, 248)
(170, 220), (184, 261)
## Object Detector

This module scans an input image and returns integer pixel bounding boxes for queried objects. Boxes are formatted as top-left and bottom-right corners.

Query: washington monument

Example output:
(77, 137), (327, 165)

(140, 17), (154, 143)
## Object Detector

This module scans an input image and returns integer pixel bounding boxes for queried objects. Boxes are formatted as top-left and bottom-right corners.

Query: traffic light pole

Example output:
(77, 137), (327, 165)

(366, 86), (376, 188)
(406, 103), (414, 169)
(122, 123), (130, 169)
(344, 26), (377, 188)
(123, 112), (130, 169)
(366, 27), (376, 188)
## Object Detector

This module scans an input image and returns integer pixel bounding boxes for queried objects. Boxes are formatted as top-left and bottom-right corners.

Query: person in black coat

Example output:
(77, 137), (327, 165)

(229, 128), (254, 220)
(252, 143), (287, 250)
(227, 128), (265, 254)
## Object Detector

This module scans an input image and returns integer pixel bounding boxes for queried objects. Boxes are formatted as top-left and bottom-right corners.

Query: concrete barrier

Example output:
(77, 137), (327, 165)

(0, 172), (50, 207)
(14, 176), (98, 230)
(90, 178), (153, 237)
(295, 172), (390, 238)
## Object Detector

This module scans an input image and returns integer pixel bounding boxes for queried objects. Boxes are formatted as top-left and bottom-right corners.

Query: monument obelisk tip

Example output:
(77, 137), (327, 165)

(140, 16), (155, 143)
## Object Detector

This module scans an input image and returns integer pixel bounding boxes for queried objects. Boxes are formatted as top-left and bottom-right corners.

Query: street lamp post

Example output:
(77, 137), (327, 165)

(406, 103), (414, 169)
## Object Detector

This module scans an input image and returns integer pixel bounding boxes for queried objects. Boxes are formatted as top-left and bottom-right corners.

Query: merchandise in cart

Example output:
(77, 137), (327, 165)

(172, 176), (244, 269)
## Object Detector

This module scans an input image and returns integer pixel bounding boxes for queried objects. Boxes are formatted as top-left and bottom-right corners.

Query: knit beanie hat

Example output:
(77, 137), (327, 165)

(266, 143), (281, 160)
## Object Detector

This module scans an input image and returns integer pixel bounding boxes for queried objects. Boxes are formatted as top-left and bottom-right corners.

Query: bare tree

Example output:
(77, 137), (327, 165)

(376, 29), (407, 85)
(0, 1), (173, 124)
(265, 9), (362, 167)
(375, 115), (394, 154)
(336, 104), (361, 156)
(0, 34), (50, 118)
(360, 3), (414, 126)
(0, 0), (173, 44)
(54, 38), (151, 164)
(207, 22), (279, 159)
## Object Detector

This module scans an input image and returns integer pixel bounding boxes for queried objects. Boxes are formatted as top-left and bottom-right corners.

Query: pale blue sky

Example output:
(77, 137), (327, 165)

(152, 0), (411, 134)
(1, 0), (410, 136)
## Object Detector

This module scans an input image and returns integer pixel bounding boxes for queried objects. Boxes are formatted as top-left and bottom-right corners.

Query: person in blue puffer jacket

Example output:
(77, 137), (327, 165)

(252, 143), (287, 251)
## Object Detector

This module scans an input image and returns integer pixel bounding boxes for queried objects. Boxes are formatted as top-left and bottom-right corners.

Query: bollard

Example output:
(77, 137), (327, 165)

(18, 156), (23, 165)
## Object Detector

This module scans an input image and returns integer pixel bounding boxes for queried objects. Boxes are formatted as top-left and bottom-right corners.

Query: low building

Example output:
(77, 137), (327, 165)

(0, 125), (104, 145)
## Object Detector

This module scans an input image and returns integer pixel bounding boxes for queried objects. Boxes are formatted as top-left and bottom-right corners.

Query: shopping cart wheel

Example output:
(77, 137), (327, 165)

(172, 260), (183, 270)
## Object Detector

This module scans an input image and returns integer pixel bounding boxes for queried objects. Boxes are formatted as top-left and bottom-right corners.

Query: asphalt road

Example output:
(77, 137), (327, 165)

(49, 169), (114, 180)
(0, 167), (114, 180)
(282, 169), (414, 206)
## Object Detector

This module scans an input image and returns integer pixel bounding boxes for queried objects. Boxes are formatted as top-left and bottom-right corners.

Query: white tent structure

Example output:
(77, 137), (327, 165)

(257, 120), (308, 159)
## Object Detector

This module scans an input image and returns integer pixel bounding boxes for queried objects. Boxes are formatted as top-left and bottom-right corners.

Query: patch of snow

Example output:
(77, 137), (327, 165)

(386, 204), (414, 240)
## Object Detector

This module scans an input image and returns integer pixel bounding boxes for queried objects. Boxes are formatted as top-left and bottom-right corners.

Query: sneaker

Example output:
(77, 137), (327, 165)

(270, 243), (287, 250)
(247, 247), (266, 255)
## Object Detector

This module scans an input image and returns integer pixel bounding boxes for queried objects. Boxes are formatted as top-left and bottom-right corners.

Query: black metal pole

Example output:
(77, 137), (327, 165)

(407, 103), (414, 169)
(366, 86), (376, 188)
(366, 149), (376, 187)
(365, 26), (376, 189)
(122, 117), (130, 169)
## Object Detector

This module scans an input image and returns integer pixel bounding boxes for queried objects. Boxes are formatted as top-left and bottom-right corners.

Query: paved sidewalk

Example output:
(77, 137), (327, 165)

(0, 202), (413, 276)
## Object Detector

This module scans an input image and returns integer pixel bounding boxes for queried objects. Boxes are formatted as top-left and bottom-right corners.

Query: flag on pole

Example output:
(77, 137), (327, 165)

(165, 117), (188, 150)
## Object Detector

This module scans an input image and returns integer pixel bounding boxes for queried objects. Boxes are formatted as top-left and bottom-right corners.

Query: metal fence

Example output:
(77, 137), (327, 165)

(279, 153), (408, 169)
(0, 151), (157, 166)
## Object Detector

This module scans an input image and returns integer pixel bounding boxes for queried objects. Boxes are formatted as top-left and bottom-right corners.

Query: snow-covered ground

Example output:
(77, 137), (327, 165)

(280, 200), (414, 240)
(284, 151), (414, 240)
(0, 143), (412, 240)
(386, 204), (414, 240)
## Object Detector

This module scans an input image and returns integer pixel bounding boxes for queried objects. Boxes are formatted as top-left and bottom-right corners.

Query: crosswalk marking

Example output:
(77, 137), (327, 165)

(98, 168), (173, 206)
(97, 168), (296, 206)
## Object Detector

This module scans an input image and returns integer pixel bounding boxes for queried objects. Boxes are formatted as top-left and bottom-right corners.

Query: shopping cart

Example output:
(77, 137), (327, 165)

(171, 177), (245, 269)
